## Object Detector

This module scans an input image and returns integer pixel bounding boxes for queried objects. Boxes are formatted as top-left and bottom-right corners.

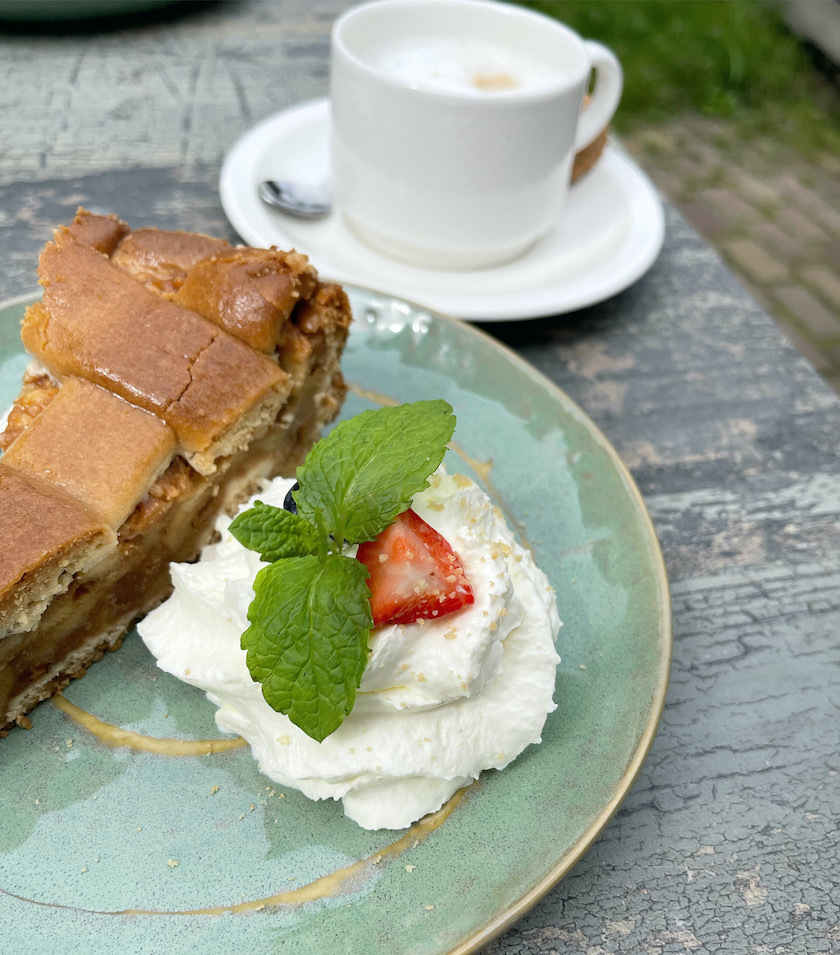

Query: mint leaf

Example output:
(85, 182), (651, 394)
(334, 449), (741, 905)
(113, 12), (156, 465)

(229, 501), (321, 562)
(241, 554), (372, 742)
(296, 399), (455, 544)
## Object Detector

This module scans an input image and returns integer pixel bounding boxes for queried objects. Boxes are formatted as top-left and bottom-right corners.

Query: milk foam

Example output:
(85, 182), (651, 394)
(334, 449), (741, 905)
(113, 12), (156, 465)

(374, 37), (558, 94)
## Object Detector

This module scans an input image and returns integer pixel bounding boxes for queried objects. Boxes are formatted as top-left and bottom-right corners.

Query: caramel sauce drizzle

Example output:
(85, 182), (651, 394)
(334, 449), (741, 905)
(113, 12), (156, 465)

(348, 383), (399, 407)
(52, 695), (247, 755)
(0, 786), (471, 916)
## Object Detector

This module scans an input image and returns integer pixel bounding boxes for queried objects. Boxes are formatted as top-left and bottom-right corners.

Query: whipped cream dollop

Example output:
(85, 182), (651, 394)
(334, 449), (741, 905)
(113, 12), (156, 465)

(139, 469), (561, 830)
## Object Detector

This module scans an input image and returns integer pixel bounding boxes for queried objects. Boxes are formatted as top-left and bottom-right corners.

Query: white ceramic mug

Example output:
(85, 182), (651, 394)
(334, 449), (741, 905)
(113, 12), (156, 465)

(330, 0), (622, 270)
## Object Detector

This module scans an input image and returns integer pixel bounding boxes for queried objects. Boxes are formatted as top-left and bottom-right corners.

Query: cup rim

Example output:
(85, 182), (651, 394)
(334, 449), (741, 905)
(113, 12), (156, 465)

(331, 0), (592, 104)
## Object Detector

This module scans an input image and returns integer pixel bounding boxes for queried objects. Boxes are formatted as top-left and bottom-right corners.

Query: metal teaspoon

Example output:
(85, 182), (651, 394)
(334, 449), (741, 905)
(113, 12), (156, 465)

(257, 180), (332, 220)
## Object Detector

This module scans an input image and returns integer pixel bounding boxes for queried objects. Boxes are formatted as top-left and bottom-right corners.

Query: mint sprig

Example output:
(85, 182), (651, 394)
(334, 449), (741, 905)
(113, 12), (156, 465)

(228, 501), (321, 562)
(229, 399), (455, 742)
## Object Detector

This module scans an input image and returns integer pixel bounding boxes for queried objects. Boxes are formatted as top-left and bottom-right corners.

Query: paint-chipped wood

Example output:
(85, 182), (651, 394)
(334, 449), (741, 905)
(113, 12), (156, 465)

(1, 2), (838, 951)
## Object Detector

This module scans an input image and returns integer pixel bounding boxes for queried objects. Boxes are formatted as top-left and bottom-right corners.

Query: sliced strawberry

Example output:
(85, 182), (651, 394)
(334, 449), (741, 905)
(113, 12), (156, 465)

(356, 509), (475, 628)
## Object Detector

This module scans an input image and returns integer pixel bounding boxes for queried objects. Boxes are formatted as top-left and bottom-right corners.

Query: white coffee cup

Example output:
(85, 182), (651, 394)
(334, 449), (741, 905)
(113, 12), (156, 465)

(330, 0), (622, 270)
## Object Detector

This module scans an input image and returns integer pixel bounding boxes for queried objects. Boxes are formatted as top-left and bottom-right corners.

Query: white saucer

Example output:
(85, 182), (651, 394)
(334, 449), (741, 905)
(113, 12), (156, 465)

(220, 99), (665, 322)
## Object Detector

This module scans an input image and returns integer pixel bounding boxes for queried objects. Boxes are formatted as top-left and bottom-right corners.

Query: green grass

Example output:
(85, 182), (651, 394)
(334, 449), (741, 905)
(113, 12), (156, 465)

(519, 0), (840, 156)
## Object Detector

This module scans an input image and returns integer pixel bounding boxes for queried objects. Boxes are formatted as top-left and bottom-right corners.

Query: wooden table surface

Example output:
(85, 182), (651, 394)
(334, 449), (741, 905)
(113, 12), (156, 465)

(1, 2), (838, 953)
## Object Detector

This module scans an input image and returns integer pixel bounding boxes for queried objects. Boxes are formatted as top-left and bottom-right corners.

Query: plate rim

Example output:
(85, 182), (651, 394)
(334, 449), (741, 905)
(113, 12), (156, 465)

(219, 97), (666, 321)
(339, 283), (672, 952)
(0, 287), (672, 953)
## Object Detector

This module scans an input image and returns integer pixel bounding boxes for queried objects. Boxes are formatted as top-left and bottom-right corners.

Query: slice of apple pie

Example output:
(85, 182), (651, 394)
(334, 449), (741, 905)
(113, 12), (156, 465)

(0, 210), (351, 733)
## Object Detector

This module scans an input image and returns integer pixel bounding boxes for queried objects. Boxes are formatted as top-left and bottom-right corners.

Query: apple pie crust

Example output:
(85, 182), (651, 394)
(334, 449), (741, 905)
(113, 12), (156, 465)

(0, 210), (351, 733)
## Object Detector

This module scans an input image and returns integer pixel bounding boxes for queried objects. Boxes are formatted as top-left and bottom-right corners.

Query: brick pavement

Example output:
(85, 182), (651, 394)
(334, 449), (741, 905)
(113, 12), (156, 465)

(623, 117), (840, 395)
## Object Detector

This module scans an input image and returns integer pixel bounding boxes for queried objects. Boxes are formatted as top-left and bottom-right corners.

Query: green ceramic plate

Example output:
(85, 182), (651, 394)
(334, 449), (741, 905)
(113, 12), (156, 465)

(0, 287), (671, 954)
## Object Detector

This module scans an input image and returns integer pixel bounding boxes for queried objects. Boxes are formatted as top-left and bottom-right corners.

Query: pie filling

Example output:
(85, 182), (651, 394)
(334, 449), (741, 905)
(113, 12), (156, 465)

(0, 210), (351, 733)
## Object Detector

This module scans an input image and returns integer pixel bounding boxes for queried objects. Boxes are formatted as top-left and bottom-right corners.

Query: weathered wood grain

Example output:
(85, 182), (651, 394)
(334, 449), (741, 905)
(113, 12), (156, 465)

(0, 0), (339, 185)
(483, 207), (840, 955)
(0, 3), (838, 952)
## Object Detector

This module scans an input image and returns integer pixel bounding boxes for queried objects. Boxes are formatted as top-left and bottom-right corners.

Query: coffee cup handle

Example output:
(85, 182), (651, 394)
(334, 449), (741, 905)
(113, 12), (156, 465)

(574, 41), (623, 153)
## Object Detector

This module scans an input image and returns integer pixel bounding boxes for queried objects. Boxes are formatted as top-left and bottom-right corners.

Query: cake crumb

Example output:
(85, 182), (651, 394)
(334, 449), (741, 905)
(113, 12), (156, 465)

(80, 867), (87, 874)
(34, 798), (39, 805)
(239, 813), (245, 820)
(405, 864), (416, 873)
(168, 859), (179, 868)
(250, 803), (256, 811)
(210, 785), (220, 795)
(425, 904), (435, 910)
(579, 664), (586, 670)
(137, 827), (142, 832)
